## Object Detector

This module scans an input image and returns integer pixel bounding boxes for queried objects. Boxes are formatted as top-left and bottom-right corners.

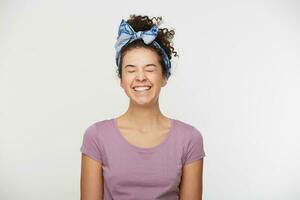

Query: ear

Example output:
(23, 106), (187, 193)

(120, 78), (124, 89)
(161, 76), (168, 87)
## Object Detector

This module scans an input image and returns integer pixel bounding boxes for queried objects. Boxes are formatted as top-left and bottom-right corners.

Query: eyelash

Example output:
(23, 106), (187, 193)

(128, 70), (154, 73)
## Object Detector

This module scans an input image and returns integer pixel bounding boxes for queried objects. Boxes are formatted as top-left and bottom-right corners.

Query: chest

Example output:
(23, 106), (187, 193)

(100, 120), (185, 198)
(118, 127), (170, 149)
(102, 143), (183, 198)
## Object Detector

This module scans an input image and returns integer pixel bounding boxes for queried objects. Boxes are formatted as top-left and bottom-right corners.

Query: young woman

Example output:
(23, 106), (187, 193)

(80, 14), (206, 200)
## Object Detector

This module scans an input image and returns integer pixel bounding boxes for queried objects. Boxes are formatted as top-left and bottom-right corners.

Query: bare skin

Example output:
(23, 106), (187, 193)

(115, 114), (172, 149)
(80, 154), (103, 200)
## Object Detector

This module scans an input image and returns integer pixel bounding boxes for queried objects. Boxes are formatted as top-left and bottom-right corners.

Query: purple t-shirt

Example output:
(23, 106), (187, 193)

(80, 118), (206, 200)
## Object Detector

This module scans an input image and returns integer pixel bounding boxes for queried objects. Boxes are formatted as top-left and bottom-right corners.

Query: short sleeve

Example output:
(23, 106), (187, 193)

(80, 124), (103, 164)
(183, 126), (206, 165)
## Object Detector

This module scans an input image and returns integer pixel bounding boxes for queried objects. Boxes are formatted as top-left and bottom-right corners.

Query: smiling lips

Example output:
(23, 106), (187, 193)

(132, 86), (152, 92)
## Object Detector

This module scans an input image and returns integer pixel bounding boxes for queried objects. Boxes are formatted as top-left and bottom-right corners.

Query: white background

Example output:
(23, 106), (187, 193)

(1, 0), (299, 199)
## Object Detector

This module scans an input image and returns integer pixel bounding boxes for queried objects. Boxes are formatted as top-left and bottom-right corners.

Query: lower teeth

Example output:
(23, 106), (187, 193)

(136, 90), (148, 92)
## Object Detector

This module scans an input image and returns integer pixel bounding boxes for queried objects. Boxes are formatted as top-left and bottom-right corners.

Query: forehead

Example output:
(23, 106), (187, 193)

(122, 48), (160, 66)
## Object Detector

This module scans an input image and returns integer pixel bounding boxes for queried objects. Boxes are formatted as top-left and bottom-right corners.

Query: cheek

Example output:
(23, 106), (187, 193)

(121, 77), (133, 88)
(149, 73), (163, 83)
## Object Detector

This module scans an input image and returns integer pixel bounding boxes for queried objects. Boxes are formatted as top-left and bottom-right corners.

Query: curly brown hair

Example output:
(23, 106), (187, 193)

(116, 14), (179, 80)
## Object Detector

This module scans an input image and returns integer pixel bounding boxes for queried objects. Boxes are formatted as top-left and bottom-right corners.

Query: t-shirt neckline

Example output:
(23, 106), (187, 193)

(111, 117), (175, 152)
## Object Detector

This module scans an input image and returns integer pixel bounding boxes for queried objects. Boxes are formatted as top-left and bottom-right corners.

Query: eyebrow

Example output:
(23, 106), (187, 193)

(124, 64), (157, 68)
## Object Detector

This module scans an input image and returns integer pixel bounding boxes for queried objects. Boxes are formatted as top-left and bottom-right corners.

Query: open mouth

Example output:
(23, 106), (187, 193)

(132, 86), (152, 92)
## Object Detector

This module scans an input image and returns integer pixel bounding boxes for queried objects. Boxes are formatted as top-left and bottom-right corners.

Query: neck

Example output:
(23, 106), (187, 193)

(118, 99), (168, 132)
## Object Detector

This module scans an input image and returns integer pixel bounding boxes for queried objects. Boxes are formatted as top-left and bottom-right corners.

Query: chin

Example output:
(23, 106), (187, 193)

(131, 99), (152, 105)
(131, 96), (159, 106)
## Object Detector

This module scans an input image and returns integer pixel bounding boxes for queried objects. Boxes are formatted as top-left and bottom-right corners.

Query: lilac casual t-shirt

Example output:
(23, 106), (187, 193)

(80, 118), (206, 200)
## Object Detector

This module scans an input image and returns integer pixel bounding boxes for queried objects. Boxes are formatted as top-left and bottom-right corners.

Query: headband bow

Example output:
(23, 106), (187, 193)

(114, 19), (171, 78)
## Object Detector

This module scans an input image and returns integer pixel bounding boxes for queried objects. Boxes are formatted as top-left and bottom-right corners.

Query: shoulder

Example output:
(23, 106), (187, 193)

(83, 118), (114, 138)
(173, 118), (204, 139)
(174, 119), (206, 165)
(173, 118), (205, 152)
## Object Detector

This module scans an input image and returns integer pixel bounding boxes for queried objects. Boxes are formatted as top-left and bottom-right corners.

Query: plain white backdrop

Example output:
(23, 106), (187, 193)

(1, 0), (299, 199)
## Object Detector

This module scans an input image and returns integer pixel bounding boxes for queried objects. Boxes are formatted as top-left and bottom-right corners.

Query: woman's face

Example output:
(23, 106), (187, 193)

(120, 47), (167, 106)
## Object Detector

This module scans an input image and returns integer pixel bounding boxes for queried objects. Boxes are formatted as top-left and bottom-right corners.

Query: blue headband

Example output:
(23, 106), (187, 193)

(114, 19), (171, 78)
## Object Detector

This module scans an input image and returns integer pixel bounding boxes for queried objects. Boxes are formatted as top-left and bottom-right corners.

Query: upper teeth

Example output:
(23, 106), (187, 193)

(134, 86), (151, 91)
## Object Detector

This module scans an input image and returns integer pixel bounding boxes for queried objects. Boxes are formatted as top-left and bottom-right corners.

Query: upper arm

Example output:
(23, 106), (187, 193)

(179, 159), (204, 200)
(80, 153), (104, 200)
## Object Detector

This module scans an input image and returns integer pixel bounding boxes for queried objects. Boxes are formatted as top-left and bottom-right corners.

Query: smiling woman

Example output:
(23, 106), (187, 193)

(80, 14), (206, 200)
(120, 47), (168, 105)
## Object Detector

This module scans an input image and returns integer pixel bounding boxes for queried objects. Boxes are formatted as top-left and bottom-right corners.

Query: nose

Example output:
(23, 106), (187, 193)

(135, 70), (147, 81)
